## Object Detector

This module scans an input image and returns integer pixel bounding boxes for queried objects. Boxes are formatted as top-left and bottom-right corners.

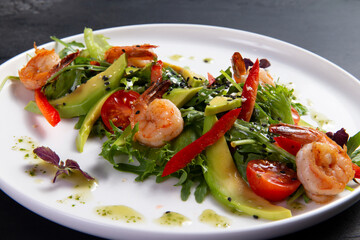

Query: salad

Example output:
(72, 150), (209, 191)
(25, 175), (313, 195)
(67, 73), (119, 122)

(7, 27), (360, 221)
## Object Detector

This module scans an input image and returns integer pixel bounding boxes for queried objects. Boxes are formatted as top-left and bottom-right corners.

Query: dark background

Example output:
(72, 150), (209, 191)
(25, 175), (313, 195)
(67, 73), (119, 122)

(1, 0), (360, 239)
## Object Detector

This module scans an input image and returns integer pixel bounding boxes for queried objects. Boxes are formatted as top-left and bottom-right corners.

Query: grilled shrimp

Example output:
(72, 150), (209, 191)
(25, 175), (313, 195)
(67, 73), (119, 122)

(129, 80), (184, 147)
(231, 52), (274, 86)
(269, 123), (354, 203)
(104, 44), (157, 68)
(18, 44), (79, 90)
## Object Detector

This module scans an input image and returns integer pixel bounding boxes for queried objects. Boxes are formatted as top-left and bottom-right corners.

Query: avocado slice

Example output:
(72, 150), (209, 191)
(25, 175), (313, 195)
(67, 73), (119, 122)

(163, 86), (203, 108)
(203, 115), (292, 220)
(163, 62), (205, 87)
(49, 54), (127, 118)
(204, 96), (242, 116)
(76, 88), (119, 152)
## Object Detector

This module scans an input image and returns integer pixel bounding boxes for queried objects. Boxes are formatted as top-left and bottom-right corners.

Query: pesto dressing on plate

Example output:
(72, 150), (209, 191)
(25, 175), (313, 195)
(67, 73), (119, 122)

(95, 205), (144, 223)
(199, 209), (231, 228)
(155, 211), (191, 226)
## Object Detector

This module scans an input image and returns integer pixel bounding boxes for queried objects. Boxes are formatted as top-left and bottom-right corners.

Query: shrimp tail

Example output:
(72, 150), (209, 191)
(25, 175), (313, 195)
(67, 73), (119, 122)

(231, 52), (246, 83)
(47, 50), (80, 83)
(141, 80), (172, 104)
(269, 123), (319, 144)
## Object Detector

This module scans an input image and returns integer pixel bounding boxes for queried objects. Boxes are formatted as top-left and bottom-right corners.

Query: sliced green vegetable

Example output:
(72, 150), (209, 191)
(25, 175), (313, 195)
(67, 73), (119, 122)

(49, 54), (127, 118)
(76, 88), (119, 152)
(163, 87), (203, 108)
(202, 115), (292, 220)
(204, 96), (242, 116)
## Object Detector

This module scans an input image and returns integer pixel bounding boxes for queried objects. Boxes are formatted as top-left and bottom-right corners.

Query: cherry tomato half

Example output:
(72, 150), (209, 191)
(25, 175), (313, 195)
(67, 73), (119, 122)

(273, 136), (302, 156)
(101, 90), (140, 130)
(352, 163), (360, 179)
(246, 159), (301, 202)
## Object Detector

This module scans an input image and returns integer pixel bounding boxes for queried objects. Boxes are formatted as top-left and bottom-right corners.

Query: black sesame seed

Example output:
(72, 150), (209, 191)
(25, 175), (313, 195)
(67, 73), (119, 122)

(193, 76), (198, 80)
(165, 211), (171, 214)
(280, 170), (286, 174)
(102, 75), (109, 81)
(62, 102), (66, 106)
(135, 110), (140, 115)
(253, 215), (259, 219)
(104, 81), (110, 86)
(227, 197), (232, 202)
(136, 45), (141, 47)
(84, 66), (89, 70)
(121, 49), (126, 53)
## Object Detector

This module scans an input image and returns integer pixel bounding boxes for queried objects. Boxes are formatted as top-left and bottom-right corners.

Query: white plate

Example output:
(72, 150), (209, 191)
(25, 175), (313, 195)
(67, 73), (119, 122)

(1, 24), (360, 240)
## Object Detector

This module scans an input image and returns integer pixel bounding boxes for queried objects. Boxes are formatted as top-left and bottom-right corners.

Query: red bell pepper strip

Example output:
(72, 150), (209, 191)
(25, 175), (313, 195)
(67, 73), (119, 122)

(273, 136), (302, 156)
(238, 58), (259, 121)
(207, 72), (216, 86)
(34, 89), (61, 127)
(162, 107), (241, 177)
(151, 60), (163, 83)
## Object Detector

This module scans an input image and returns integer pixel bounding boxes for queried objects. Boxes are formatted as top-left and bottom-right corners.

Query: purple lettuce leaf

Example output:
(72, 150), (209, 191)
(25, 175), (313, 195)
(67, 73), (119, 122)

(33, 146), (60, 166)
(243, 58), (253, 70)
(33, 146), (95, 183)
(53, 169), (70, 183)
(259, 58), (271, 68)
(64, 159), (95, 180)
(244, 58), (271, 70)
(326, 128), (349, 148)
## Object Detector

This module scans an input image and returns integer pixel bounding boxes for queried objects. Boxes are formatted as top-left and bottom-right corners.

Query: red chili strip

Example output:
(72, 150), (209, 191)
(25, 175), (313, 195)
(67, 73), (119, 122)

(207, 72), (216, 85)
(35, 89), (61, 127)
(238, 58), (259, 121)
(162, 107), (241, 177)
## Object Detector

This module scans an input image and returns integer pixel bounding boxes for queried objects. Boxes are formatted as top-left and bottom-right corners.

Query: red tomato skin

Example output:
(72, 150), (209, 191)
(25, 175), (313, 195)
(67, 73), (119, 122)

(273, 136), (302, 156)
(246, 160), (301, 202)
(101, 90), (140, 130)
(352, 163), (360, 179)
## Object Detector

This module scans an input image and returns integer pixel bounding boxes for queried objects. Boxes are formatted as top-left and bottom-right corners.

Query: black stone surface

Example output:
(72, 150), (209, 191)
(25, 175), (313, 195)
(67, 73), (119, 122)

(1, 0), (360, 239)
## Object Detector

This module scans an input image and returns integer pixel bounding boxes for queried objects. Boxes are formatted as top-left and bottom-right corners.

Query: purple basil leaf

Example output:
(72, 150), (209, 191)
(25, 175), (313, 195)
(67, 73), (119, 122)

(326, 128), (349, 148)
(259, 58), (271, 68)
(53, 169), (70, 183)
(243, 58), (253, 70)
(65, 159), (95, 180)
(33, 146), (60, 166)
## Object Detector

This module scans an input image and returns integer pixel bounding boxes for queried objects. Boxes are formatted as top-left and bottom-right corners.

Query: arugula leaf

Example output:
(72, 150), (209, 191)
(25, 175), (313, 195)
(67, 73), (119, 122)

(347, 131), (360, 156)
(229, 120), (296, 182)
(50, 36), (85, 59)
(181, 178), (193, 201)
(194, 177), (208, 203)
(256, 84), (295, 124)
